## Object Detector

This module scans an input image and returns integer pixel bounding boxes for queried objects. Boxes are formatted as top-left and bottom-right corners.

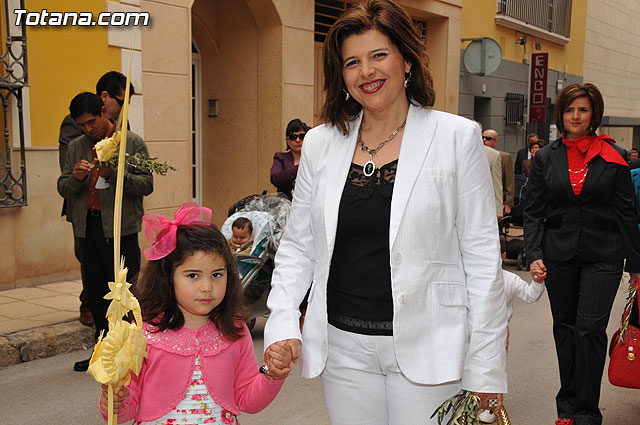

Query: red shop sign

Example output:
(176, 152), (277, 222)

(529, 53), (548, 123)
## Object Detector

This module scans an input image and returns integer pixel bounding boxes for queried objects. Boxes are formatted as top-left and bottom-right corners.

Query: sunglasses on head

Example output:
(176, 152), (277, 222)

(109, 93), (125, 107)
(287, 133), (305, 141)
(482, 136), (495, 141)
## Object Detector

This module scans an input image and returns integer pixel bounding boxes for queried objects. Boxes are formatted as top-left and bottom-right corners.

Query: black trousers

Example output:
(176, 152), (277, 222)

(73, 236), (92, 313)
(81, 213), (140, 341)
(545, 258), (623, 425)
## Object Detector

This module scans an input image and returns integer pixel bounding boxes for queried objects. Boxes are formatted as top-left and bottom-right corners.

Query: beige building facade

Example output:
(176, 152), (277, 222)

(584, 0), (640, 150)
(1, 0), (462, 289)
(192, 0), (463, 226)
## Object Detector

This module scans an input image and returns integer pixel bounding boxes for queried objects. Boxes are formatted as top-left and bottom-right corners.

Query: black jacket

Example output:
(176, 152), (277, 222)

(514, 147), (528, 176)
(524, 138), (640, 271)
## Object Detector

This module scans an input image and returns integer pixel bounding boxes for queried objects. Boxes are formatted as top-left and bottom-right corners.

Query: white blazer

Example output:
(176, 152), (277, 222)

(264, 104), (508, 393)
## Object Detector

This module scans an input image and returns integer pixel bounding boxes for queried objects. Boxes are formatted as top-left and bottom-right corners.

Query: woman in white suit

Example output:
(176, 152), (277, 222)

(262, 1), (507, 423)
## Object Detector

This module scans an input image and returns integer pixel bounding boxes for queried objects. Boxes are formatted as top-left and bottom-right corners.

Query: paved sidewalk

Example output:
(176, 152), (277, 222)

(0, 279), (93, 367)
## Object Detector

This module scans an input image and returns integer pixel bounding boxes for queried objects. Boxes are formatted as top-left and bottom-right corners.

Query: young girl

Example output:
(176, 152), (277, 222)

(99, 202), (291, 424)
(479, 235), (545, 424)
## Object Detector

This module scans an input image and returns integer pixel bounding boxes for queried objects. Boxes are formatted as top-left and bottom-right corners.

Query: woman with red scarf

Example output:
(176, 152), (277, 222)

(524, 83), (640, 425)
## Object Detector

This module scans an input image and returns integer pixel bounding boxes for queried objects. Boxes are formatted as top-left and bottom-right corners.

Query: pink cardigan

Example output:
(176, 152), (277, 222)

(99, 321), (284, 423)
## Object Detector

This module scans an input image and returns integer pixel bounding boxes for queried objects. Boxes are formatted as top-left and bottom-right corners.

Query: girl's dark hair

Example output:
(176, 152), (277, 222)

(133, 224), (246, 341)
(320, 0), (436, 135)
(553, 82), (604, 137)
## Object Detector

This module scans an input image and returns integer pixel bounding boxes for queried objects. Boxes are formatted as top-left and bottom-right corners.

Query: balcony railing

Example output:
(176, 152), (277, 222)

(497, 0), (571, 38)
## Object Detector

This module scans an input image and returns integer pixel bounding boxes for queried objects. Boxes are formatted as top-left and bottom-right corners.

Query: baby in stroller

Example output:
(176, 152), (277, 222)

(221, 193), (291, 329)
(228, 217), (254, 255)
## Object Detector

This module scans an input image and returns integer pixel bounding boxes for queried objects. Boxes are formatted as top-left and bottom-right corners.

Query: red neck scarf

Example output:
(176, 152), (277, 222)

(562, 134), (627, 195)
(562, 134), (627, 167)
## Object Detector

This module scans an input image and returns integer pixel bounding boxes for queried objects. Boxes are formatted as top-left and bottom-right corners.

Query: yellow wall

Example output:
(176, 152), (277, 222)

(26, 0), (121, 147)
(461, 0), (586, 76)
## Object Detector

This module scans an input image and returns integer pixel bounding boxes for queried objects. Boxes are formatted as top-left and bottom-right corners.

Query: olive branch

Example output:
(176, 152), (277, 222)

(431, 391), (511, 425)
(107, 152), (176, 176)
(431, 391), (480, 425)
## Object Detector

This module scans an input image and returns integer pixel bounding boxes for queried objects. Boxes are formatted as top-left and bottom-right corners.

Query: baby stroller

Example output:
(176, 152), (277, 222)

(221, 193), (291, 330)
(501, 174), (528, 270)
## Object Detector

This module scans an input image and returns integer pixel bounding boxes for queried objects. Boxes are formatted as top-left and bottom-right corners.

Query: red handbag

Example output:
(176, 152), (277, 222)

(608, 279), (640, 389)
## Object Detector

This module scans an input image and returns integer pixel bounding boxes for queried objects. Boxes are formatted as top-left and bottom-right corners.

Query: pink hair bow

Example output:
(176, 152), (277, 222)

(142, 201), (212, 260)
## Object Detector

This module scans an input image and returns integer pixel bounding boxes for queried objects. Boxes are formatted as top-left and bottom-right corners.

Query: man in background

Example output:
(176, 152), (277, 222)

(58, 71), (134, 327)
(58, 92), (152, 372)
(483, 129), (514, 217)
(514, 133), (540, 176)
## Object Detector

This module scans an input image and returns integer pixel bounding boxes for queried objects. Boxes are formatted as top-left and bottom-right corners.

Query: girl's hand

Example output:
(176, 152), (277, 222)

(263, 339), (301, 380)
(100, 384), (129, 414)
(530, 259), (547, 283)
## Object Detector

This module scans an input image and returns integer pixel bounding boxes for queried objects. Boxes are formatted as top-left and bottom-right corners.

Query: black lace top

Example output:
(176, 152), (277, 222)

(326, 159), (397, 336)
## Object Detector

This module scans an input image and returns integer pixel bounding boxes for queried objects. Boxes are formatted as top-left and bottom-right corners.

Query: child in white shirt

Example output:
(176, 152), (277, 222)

(480, 236), (545, 424)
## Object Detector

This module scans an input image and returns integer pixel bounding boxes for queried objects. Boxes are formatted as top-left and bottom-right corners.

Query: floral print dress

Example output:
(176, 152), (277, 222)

(135, 356), (237, 425)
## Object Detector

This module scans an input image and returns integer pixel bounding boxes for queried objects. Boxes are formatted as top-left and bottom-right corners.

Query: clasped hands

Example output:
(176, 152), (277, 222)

(529, 259), (547, 283)
(262, 338), (301, 381)
(72, 159), (113, 181)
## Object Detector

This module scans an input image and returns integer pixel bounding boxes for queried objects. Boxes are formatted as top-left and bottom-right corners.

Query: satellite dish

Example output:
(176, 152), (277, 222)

(463, 38), (502, 76)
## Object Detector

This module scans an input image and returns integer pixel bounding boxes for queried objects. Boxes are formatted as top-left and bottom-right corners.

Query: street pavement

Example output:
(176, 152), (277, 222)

(2, 263), (640, 424)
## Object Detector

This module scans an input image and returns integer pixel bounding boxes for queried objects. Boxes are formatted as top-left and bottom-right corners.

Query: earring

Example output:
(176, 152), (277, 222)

(404, 72), (412, 89)
(343, 88), (350, 101)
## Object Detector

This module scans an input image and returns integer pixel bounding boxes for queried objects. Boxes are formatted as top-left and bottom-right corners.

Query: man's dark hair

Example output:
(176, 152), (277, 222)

(69, 92), (104, 119)
(96, 71), (135, 97)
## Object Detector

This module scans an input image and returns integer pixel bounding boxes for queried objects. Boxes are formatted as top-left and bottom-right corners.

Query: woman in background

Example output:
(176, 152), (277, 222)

(270, 118), (309, 200)
(524, 82), (640, 425)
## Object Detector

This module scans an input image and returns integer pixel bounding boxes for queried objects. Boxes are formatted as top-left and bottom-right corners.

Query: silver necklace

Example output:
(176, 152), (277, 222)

(571, 169), (588, 186)
(568, 165), (588, 174)
(357, 119), (406, 177)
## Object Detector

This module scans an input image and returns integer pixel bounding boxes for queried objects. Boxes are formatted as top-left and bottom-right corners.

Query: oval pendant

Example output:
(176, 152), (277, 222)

(363, 160), (375, 177)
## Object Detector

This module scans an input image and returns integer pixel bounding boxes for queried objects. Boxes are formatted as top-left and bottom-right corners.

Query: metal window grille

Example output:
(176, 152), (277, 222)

(497, 0), (571, 37)
(505, 93), (524, 126)
(1, 0), (28, 208)
(314, 0), (427, 44)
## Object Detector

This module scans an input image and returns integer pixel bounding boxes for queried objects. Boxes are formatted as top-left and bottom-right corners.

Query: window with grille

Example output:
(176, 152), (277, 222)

(1, 0), (28, 208)
(314, 0), (428, 44)
(505, 93), (524, 126)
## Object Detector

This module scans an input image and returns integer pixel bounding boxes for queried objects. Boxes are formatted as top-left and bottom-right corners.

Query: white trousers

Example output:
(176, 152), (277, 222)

(321, 325), (461, 425)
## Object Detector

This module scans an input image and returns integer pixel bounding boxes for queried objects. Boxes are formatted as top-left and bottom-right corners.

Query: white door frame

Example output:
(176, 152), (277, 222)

(191, 50), (203, 204)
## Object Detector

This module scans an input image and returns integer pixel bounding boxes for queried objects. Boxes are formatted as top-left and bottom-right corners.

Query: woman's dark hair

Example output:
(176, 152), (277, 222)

(320, 0), (435, 135)
(285, 119), (309, 150)
(286, 118), (310, 137)
(554, 82), (604, 137)
(529, 141), (542, 152)
(133, 224), (246, 341)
